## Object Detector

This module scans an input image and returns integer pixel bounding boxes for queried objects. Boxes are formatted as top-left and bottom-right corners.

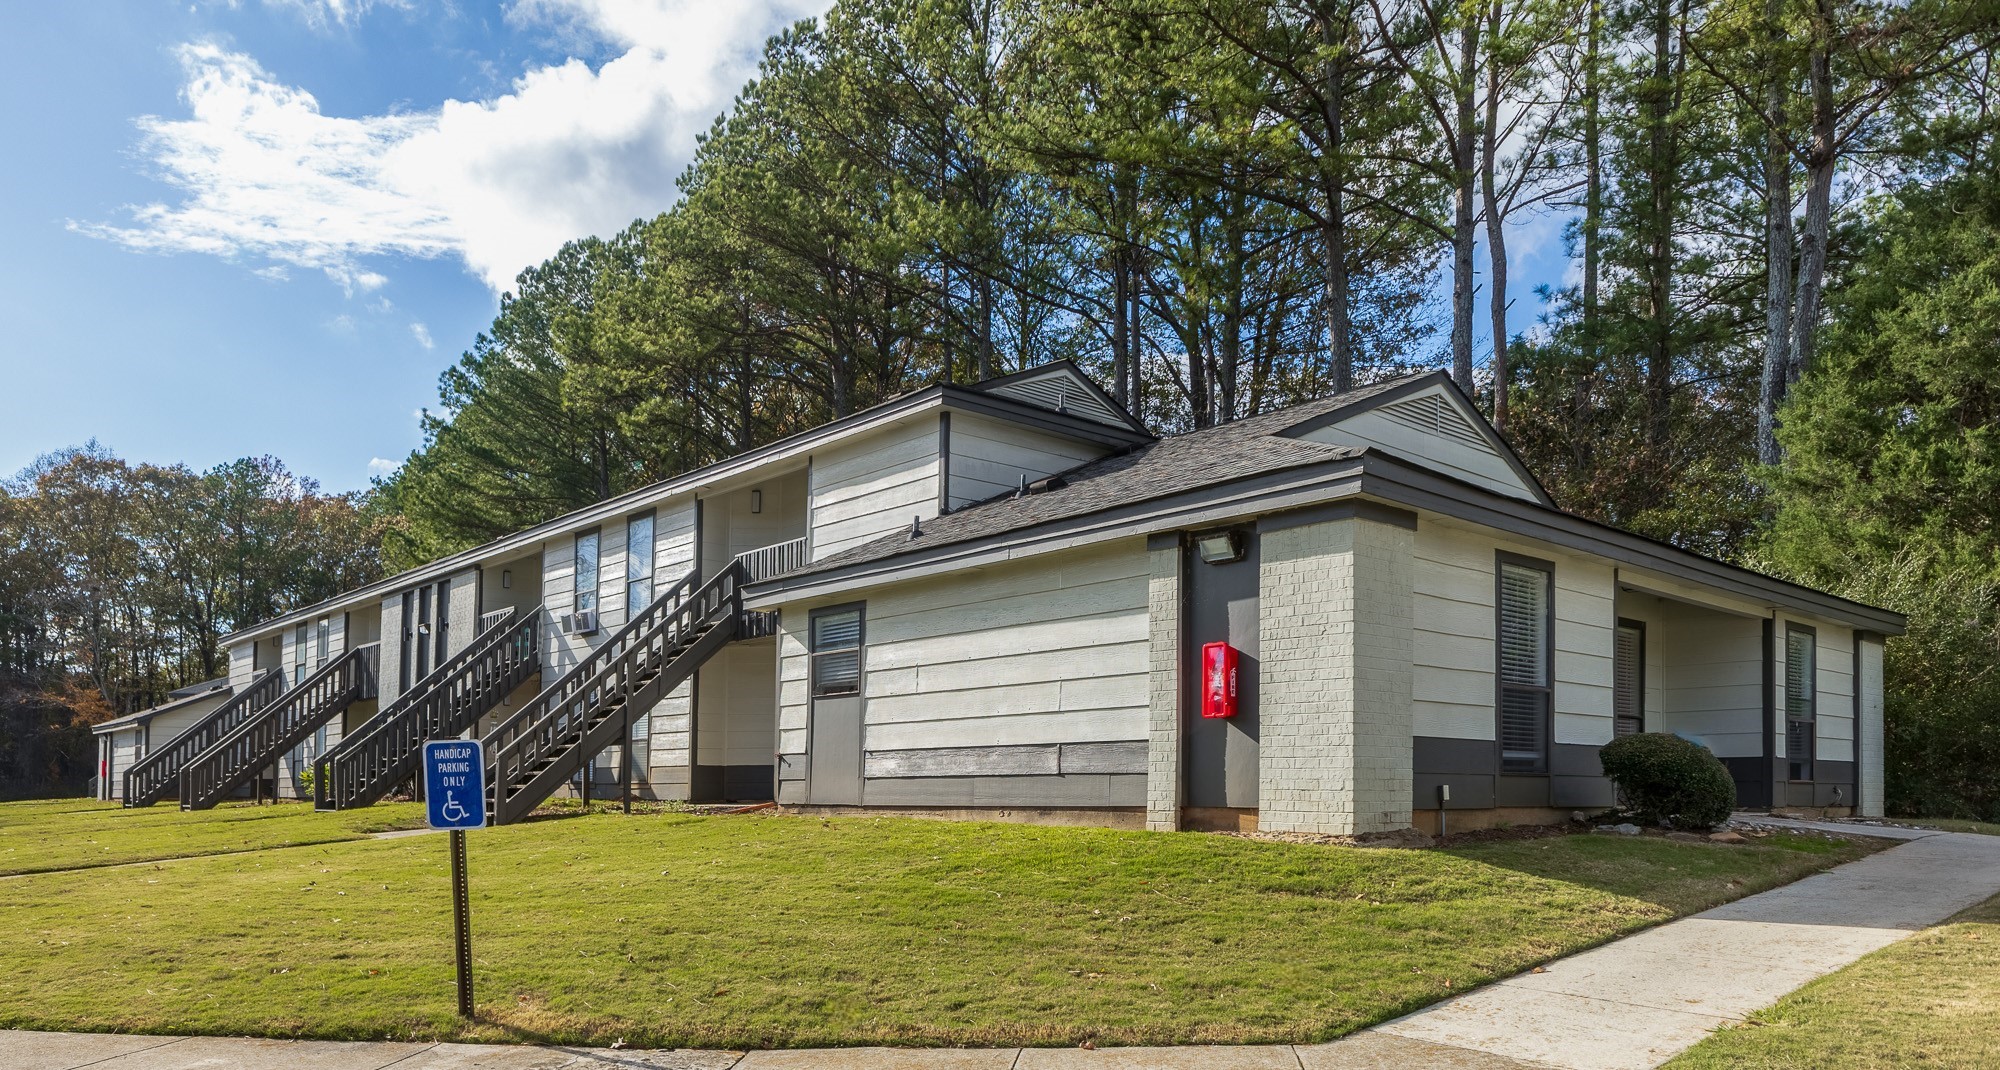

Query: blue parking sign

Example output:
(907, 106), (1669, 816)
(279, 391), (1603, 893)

(423, 739), (487, 830)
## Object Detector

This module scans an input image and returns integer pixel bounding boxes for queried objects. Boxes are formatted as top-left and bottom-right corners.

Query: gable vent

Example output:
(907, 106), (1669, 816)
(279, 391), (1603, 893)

(984, 370), (1129, 429)
(1376, 392), (1488, 447)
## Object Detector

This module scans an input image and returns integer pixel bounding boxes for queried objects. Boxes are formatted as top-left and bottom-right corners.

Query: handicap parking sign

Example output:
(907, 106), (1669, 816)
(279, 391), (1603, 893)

(423, 739), (487, 830)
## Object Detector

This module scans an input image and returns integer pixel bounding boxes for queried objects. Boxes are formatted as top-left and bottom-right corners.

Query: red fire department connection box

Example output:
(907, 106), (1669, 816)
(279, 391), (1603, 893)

(1201, 641), (1239, 719)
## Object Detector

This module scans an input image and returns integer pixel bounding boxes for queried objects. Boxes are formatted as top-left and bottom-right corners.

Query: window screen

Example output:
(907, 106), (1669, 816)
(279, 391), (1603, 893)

(1613, 622), (1644, 737)
(1497, 559), (1552, 774)
(1786, 624), (1816, 780)
(626, 513), (654, 618)
(574, 530), (600, 614)
(811, 607), (863, 698)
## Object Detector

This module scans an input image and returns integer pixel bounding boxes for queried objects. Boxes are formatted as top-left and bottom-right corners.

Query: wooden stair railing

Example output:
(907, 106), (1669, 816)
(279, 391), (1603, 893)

(313, 607), (541, 811)
(178, 644), (380, 811)
(483, 564), (744, 825)
(122, 670), (286, 808)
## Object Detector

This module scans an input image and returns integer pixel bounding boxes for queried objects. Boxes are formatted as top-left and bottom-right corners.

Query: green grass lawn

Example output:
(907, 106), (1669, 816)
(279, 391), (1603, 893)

(0, 807), (1879, 1049)
(0, 798), (425, 876)
(1902, 817), (2000, 836)
(1667, 891), (2000, 1069)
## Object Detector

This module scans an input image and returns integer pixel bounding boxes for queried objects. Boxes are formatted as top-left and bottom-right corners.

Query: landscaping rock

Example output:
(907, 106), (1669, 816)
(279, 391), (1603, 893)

(1709, 831), (1747, 844)
(1614, 823), (1642, 836)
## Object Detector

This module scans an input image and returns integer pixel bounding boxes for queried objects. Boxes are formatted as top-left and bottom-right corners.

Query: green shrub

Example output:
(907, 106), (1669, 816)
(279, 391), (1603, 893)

(1599, 733), (1736, 829)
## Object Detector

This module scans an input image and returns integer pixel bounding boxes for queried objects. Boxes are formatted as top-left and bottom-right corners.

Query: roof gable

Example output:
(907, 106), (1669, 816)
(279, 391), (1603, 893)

(969, 361), (1147, 434)
(1280, 376), (1551, 505)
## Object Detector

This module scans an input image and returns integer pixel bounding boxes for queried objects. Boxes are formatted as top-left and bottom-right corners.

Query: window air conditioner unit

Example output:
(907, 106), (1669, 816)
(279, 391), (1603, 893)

(563, 609), (598, 636)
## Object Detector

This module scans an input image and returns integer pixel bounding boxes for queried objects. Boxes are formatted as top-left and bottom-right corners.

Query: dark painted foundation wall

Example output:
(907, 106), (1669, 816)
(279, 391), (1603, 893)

(1412, 736), (1617, 812)
(1724, 757), (1856, 810)
(1416, 735), (1856, 814)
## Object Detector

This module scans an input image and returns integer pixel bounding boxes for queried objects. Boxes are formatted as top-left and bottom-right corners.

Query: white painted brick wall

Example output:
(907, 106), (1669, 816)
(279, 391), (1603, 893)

(1257, 517), (1415, 835)
(1145, 544), (1181, 831)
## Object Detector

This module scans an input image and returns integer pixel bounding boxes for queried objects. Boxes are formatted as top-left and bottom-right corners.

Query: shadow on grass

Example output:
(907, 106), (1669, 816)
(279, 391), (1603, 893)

(1442, 827), (1894, 916)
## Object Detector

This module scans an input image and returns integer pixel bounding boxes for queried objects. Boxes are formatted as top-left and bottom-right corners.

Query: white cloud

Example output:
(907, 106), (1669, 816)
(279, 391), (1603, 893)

(267, 0), (410, 28)
(203, 0), (411, 30)
(409, 322), (434, 349)
(367, 456), (399, 475)
(80, 1), (828, 293)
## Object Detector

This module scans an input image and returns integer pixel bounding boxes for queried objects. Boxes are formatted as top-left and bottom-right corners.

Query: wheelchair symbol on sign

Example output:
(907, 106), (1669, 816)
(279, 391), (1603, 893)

(440, 794), (472, 824)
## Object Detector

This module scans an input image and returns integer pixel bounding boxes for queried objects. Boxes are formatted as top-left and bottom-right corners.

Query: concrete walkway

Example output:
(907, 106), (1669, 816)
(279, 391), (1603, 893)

(1363, 824), (2000, 1069)
(11, 824), (2000, 1070)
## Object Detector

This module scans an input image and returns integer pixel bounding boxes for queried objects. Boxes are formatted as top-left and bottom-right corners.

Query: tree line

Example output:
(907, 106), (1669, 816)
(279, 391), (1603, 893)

(0, 448), (382, 797)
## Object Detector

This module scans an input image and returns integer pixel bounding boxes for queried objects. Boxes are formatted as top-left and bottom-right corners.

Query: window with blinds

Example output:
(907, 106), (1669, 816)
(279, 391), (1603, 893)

(1614, 621), (1645, 737)
(811, 606), (864, 698)
(1497, 558), (1553, 774)
(574, 529), (600, 615)
(626, 512), (654, 619)
(1785, 623), (1816, 780)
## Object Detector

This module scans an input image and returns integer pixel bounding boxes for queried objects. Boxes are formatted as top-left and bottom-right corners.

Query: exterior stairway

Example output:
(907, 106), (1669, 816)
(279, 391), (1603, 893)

(178, 644), (381, 810)
(483, 564), (746, 825)
(313, 607), (541, 811)
(122, 669), (287, 807)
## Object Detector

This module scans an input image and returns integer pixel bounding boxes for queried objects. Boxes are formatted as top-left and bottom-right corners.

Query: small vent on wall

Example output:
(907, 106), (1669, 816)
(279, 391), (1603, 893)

(1375, 392), (1488, 447)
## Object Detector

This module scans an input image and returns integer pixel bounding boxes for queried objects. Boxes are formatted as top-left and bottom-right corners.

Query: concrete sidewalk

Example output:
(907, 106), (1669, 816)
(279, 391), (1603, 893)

(11, 824), (2000, 1070)
(1365, 825), (2000, 1069)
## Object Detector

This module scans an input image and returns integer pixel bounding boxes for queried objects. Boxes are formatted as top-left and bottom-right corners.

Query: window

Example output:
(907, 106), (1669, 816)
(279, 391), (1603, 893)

(626, 512), (655, 619)
(400, 589), (416, 693)
(574, 530), (600, 615)
(1786, 623), (1816, 780)
(1613, 620), (1645, 737)
(315, 617), (330, 668)
(415, 584), (433, 679)
(293, 624), (308, 684)
(1496, 556), (1553, 774)
(810, 606), (863, 698)
(433, 580), (450, 663)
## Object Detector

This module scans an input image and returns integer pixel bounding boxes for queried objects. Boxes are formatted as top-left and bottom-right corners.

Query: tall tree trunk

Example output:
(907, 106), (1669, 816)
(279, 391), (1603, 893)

(1642, 0), (1677, 449)
(1111, 245), (1129, 406)
(1481, 0), (1509, 429)
(1128, 243), (1145, 410)
(1792, 8), (1836, 389)
(1576, 0), (1602, 472)
(1322, 3), (1353, 394)
(977, 273), (995, 380)
(1756, 0), (1794, 467)
(1581, 0), (1602, 345)
(940, 262), (956, 386)
(1450, 17), (1481, 392)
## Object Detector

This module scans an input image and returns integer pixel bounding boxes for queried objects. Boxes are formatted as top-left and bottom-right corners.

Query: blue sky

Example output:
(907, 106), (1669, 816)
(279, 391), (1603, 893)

(1, 0), (1570, 495)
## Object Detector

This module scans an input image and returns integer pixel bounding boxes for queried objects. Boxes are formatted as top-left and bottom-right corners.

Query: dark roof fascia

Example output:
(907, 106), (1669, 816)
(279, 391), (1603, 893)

(223, 384), (953, 643)
(966, 359), (1152, 435)
(1276, 370), (1556, 508)
(91, 686), (234, 735)
(743, 458), (1371, 608)
(940, 384), (1156, 448)
(1354, 454), (1907, 634)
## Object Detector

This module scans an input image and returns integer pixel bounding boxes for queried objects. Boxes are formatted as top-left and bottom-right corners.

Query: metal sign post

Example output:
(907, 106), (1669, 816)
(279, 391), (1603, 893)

(422, 739), (487, 1020)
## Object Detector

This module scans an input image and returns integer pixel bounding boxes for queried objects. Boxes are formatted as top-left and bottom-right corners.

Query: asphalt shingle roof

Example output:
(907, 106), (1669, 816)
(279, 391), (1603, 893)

(782, 373), (1429, 581)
